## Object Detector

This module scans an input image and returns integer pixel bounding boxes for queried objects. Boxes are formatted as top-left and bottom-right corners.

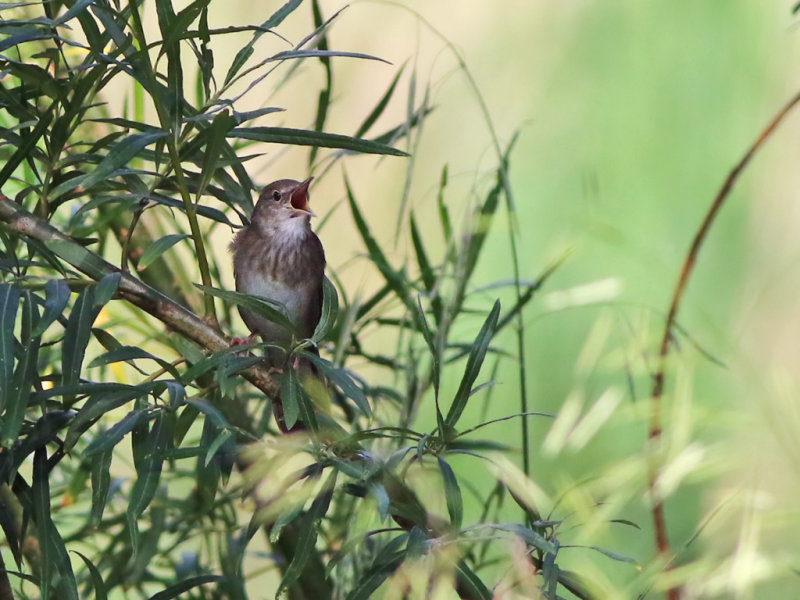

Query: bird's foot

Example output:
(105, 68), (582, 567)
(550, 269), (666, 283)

(267, 365), (284, 376)
(230, 333), (256, 347)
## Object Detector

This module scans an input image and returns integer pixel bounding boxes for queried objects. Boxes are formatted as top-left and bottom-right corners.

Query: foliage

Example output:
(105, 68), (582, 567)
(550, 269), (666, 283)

(0, 1), (647, 599)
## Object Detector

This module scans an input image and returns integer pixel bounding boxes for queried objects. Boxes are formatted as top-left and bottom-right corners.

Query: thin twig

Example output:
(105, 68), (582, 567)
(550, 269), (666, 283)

(647, 89), (800, 599)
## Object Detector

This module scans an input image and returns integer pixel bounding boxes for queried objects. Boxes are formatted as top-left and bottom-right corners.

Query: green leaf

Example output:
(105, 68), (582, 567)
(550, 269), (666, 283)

(71, 550), (107, 600)
(127, 412), (170, 556)
(270, 49), (391, 65)
(195, 284), (294, 331)
(303, 354), (369, 417)
(345, 177), (414, 314)
(587, 545), (638, 564)
(197, 111), (237, 199)
(311, 276), (338, 342)
(0, 283), (20, 413)
(280, 369), (301, 430)
(32, 448), (53, 598)
(32, 278), (70, 337)
(454, 560), (492, 600)
(230, 127), (408, 157)
(437, 457), (463, 529)
(61, 287), (102, 399)
(223, 0), (302, 84)
(355, 62), (406, 138)
(3, 291), (40, 446)
(94, 272), (120, 307)
(278, 368), (317, 431)
(64, 385), (148, 450)
(52, 130), (168, 197)
(445, 300), (500, 428)
(489, 523), (558, 554)
(148, 575), (226, 600)
(138, 234), (190, 270)
(89, 448), (113, 524)
(83, 408), (149, 457)
(277, 470), (337, 597)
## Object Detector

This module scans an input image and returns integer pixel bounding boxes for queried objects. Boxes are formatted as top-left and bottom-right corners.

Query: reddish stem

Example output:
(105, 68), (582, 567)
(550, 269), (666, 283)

(648, 90), (800, 600)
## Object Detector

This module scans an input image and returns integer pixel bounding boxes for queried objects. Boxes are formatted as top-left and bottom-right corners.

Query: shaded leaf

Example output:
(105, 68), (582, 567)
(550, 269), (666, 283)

(0, 283), (20, 414)
(148, 575), (226, 600)
(83, 408), (149, 457)
(138, 234), (190, 270)
(32, 278), (70, 337)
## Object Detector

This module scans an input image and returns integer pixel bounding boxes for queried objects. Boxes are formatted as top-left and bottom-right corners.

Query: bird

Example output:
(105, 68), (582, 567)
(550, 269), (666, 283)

(230, 178), (325, 367)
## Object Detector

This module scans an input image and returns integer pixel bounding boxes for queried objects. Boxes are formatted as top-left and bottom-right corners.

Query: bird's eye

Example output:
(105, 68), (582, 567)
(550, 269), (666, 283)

(272, 190), (282, 202)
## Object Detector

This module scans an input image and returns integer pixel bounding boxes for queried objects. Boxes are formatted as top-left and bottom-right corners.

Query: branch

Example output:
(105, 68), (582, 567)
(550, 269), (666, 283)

(647, 89), (800, 600)
(0, 195), (281, 402)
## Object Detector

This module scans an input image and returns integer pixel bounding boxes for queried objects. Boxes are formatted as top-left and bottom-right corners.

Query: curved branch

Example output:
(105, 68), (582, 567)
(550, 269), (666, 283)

(0, 195), (281, 406)
(647, 90), (800, 599)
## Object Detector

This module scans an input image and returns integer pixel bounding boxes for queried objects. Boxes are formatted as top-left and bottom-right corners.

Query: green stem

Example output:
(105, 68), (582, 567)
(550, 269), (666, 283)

(127, 0), (217, 322)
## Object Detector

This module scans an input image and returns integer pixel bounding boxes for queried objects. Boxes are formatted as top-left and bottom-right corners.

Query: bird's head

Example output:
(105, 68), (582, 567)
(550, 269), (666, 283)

(251, 178), (315, 231)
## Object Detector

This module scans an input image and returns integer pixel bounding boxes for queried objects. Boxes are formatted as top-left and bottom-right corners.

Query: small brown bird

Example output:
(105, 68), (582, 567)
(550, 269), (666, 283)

(230, 178), (325, 363)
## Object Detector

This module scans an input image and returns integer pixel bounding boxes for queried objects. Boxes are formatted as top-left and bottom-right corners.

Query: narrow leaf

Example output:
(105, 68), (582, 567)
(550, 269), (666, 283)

(230, 127), (408, 157)
(445, 300), (500, 428)
(138, 234), (190, 270)
(32, 278), (70, 337)
(437, 457), (463, 529)
(0, 283), (20, 413)
(148, 575), (226, 600)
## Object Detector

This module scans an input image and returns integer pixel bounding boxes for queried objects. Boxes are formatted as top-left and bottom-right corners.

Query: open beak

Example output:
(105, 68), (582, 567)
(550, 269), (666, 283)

(289, 177), (315, 218)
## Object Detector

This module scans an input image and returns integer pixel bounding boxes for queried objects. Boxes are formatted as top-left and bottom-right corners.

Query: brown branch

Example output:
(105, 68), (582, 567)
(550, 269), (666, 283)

(647, 90), (800, 599)
(0, 195), (282, 404)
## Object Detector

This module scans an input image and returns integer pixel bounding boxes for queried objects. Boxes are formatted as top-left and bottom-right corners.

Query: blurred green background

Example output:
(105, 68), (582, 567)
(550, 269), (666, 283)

(126, 0), (800, 596)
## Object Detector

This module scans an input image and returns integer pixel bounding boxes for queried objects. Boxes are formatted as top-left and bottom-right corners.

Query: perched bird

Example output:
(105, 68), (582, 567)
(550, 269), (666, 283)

(230, 178), (325, 365)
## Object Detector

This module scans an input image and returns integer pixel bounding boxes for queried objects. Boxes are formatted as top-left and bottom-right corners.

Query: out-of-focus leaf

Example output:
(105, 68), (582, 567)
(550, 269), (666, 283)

(0, 283), (20, 414)
(489, 523), (558, 554)
(437, 457), (462, 529)
(355, 62), (406, 138)
(345, 177), (413, 313)
(277, 470), (337, 597)
(445, 300), (500, 428)
(230, 127), (408, 157)
(454, 560), (492, 600)
(148, 575), (226, 600)
(32, 278), (70, 337)
(137, 234), (190, 270)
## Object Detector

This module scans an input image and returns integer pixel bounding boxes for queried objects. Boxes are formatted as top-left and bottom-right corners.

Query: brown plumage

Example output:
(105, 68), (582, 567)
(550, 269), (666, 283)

(230, 178), (325, 361)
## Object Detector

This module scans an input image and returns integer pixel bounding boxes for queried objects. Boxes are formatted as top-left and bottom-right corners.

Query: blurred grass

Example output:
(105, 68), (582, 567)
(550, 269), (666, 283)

(315, 0), (800, 596)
